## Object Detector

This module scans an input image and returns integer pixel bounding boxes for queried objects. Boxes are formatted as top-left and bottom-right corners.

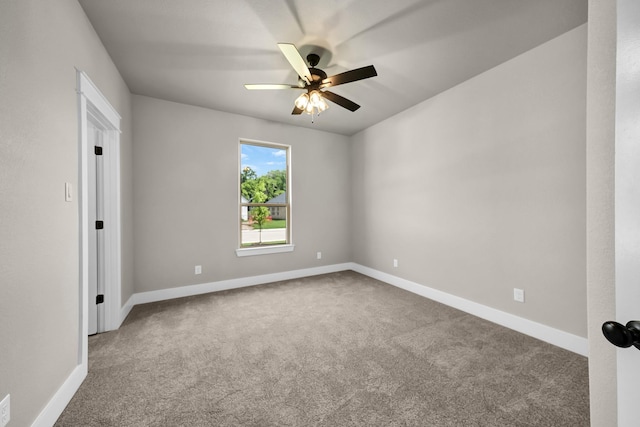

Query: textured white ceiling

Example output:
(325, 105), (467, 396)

(79, 0), (587, 135)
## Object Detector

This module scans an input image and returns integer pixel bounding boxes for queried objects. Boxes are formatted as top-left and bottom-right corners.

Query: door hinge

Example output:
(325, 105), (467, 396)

(96, 294), (104, 304)
(94, 146), (103, 155)
(95, 220), (104, 229)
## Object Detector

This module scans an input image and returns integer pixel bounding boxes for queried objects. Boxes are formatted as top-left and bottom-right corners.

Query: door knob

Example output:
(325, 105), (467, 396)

(602, 320), (640, 350)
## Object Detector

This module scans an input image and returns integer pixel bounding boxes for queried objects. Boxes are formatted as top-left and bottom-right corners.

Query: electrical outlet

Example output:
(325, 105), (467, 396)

(195, 265), (202, 275)
(1, 394), (10, 427)
(393, 259), (398, 268)
(317, 252), (322, 260)
(513, 288), (525, 303)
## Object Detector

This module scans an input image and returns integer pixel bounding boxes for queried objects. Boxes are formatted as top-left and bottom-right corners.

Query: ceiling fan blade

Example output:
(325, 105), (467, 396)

(244, 84), (304, 90)
(322, 90), (361, 112)
(321, 65), (377, 88)
(278, 43), (312, 85)
(292, 105), (304, 115)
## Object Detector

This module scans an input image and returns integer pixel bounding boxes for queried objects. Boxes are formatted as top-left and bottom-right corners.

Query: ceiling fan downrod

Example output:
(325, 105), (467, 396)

(306, 53), (320, 68)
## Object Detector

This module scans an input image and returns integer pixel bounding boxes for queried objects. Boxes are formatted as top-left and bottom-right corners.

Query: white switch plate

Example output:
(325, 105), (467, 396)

(65, 182), (72, 202)
(194, 265), (202, 275)
(393, 259), (398, 268)
(513, 288), (525, 303)
(1, 394), (10, 427)
(316, 252), (322, 260)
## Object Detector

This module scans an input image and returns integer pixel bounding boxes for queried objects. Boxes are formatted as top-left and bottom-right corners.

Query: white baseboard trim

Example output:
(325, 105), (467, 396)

(119, 295), (135, 328)
(129, 263), (354, 306)
(350, 263), (589, 357)
(31, 363), (87, 427)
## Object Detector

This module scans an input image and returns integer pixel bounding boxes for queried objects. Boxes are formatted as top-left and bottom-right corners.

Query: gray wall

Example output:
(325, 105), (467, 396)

(132, 95), (351, 293)
(350, 25), (588, 337)
(0, 1), (133, 425)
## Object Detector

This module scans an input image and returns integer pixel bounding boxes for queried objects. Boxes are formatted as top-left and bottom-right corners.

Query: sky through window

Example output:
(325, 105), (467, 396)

(241, 144), (286, 176)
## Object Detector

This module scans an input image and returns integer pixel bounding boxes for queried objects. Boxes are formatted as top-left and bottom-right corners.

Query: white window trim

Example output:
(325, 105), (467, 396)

(237, 138), (293, 256)
(236, 244), (295, 257)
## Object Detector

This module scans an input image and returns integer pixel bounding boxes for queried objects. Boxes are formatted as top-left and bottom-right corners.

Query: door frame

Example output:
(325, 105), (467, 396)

(76, 70), (122, 365)
(587, 2), (640, 424)
(614, 0), (640, 423)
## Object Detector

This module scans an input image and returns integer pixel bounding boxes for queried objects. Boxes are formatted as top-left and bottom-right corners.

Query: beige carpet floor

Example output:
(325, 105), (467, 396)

(55, 271), (589, 426)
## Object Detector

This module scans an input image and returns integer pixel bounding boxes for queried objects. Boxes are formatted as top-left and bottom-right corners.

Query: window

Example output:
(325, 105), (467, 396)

(237, 140), (292, 256)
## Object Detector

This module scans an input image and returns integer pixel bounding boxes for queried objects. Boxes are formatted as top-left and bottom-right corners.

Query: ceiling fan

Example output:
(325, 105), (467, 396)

(244, 43), (377, 118)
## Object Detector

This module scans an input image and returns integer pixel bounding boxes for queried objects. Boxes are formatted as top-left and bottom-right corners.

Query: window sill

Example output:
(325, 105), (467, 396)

(236, 244), (295, 257)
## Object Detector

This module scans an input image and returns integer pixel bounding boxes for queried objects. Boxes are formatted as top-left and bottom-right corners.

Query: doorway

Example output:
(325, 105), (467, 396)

(77, 70), (122, 365)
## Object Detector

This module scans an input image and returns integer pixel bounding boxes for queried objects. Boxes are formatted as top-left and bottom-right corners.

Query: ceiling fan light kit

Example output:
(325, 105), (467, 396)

(294, 90), (329, 120)
(244, 43), (377, 123)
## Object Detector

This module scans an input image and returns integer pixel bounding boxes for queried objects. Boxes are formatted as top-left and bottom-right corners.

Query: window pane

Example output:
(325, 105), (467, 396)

(241, 145), (287, 205)
(241, 210), (288, 247)
(240, 142), (289, 248)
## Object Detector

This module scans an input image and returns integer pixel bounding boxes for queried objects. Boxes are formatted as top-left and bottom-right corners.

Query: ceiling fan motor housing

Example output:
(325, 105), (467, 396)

(309, 68), (327, 82)
(299, 71), (327, 87)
